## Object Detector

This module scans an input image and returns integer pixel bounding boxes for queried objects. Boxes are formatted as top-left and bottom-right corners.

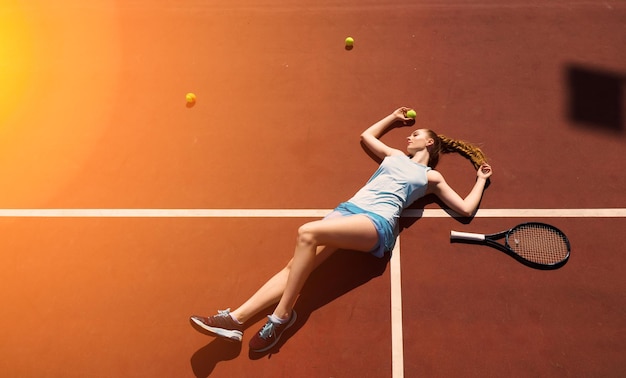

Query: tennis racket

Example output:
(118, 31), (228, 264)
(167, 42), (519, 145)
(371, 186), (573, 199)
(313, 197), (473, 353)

(450, 222), (570, 269)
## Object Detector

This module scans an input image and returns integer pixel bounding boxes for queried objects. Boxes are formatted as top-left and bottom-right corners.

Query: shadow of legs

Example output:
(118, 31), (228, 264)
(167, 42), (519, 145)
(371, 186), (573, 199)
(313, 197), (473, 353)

(190, 338), (242, 378)
(249, 249), (390, 358)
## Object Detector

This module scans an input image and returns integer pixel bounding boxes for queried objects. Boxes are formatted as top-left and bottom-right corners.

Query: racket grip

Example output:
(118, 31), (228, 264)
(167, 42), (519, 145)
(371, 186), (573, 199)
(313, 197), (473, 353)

(450, 230), (486, 242)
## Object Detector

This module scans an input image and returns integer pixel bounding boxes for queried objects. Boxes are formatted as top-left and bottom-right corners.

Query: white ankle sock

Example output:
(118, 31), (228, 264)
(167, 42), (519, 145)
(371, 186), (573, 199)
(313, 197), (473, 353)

(229, 313), (243, 324)
(269, 314), (288, 324)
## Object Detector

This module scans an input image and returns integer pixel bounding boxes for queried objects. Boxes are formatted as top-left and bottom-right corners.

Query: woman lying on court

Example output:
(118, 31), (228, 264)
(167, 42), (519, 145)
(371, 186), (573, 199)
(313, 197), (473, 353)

(190, 107), (493, 353)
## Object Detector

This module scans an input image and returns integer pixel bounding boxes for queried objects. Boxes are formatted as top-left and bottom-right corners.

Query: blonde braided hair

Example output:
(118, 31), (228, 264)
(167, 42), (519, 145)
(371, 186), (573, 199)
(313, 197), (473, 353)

(425, 130), (487, 169)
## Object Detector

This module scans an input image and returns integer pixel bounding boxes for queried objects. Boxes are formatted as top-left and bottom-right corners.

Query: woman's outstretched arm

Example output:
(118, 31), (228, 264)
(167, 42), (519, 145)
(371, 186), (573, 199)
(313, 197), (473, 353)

(428, 163), (493, 217)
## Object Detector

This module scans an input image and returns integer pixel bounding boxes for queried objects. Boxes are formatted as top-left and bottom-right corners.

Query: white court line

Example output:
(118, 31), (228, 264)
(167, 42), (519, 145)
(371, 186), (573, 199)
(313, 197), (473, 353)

(0, 208), (624, 217)
(390, 237), (404, 378)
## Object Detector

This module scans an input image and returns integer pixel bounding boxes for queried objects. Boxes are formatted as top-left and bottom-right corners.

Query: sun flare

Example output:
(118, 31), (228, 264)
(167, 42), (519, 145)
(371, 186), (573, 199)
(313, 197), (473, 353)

(0, 5), (33, 125)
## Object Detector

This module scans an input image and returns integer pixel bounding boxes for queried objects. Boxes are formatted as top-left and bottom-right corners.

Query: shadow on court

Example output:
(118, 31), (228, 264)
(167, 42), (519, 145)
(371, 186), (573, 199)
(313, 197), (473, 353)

(189, 250), (389, 376)
(190, 338), (242, 377)
(565, 64), (625, 134)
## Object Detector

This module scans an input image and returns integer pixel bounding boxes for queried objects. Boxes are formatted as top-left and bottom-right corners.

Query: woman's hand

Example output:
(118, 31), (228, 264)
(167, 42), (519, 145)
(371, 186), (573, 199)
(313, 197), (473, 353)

(477, 163), (493, 179)
(392, 107), (414, 125)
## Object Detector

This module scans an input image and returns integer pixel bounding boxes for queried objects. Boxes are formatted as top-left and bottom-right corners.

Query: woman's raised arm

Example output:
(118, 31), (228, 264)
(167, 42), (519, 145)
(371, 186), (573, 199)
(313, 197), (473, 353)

(360, 107), (413, 159)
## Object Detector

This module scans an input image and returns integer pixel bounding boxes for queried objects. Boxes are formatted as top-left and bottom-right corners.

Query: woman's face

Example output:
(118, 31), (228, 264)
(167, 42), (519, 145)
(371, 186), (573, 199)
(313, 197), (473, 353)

(407, 129), (434, 152)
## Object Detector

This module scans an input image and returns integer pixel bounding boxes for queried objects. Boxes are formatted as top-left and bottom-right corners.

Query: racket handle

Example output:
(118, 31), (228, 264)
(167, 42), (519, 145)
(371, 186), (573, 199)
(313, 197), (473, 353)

(450, 230), (486, 242)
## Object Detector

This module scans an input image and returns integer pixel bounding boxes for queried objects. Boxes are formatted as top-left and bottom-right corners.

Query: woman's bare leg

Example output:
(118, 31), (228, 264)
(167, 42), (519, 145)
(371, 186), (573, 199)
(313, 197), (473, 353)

(272, 215), (378, 320)
(230, 245), (337, 323)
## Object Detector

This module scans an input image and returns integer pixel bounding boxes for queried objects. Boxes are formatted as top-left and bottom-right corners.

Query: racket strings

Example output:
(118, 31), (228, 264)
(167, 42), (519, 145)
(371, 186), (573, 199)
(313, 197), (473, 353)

(508, 225), (569, 265)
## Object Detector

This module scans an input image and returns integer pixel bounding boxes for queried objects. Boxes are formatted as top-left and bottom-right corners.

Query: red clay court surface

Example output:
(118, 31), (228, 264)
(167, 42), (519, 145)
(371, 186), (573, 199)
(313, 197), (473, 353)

(1, 1), (625, 377)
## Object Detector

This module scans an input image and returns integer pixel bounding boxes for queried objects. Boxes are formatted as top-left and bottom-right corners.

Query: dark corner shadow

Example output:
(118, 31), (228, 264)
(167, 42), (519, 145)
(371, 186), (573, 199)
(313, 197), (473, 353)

(565, 63), (625, 134)
(189, 250), (389, 374)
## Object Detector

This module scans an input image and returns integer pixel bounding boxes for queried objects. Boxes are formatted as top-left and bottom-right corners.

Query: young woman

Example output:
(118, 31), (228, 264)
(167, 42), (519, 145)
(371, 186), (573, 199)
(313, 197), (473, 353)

(191, 107), (493, 353)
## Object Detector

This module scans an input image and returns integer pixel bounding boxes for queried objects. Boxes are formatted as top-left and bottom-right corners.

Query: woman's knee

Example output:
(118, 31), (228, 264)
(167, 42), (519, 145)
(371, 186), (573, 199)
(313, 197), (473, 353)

(296, 222), (319, 247)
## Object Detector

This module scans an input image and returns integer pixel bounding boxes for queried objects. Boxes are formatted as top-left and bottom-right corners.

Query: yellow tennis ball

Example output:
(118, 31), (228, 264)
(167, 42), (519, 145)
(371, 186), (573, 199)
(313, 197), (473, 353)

(345, 37), (354, 47)
(407, 109), (417, 119)
(186, 93), (196, 103)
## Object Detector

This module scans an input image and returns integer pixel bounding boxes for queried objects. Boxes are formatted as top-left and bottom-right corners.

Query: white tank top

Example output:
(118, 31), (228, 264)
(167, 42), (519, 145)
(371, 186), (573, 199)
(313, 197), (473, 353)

(347, 154), (431, 228)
